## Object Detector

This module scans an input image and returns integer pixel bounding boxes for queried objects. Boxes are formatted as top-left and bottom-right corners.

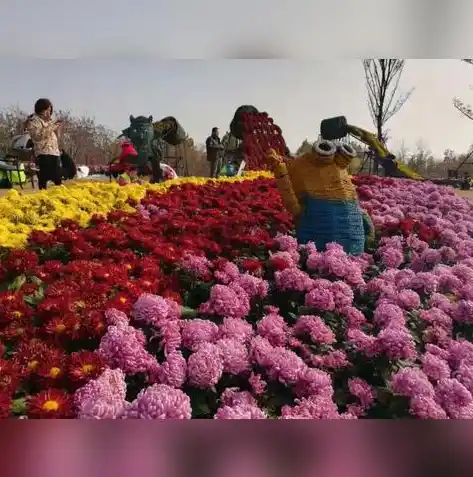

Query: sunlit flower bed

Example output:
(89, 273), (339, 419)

(2, 175), (473, 419)
(0, 171), (272, 249)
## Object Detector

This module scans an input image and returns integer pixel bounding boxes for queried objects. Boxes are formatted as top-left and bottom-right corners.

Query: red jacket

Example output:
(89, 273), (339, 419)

(118, 142), (138, 163)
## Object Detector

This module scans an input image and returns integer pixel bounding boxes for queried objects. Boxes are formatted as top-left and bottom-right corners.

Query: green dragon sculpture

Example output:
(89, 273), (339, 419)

(121, 115), (166, 183)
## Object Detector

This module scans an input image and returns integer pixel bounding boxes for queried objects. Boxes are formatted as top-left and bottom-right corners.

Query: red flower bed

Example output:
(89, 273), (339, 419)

(0, 178), (293, 417)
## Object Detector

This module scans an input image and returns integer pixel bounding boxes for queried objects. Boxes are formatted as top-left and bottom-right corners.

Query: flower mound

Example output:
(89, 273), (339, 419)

(3, 173), (473, 419)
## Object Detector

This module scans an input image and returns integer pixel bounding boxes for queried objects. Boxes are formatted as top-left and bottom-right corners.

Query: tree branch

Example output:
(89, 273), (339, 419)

(362, 59), (414, 141)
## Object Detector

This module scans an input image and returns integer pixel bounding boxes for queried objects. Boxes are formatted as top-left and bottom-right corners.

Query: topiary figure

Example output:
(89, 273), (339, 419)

(267, 140), (374, 255)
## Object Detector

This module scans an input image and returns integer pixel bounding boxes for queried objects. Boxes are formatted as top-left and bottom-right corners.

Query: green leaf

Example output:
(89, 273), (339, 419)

(180, 306), (198, 317)
(8, 275), (26, 292)
(297, 306), (313, 315)
(30, 276), (43, 286)
(24, 285), (45, 306)
(11, 397), (27, 415)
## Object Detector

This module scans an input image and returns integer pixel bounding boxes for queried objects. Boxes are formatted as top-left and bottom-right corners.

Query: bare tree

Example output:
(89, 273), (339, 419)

(362, 59), (414, 142)
(453, 59), (473, 121)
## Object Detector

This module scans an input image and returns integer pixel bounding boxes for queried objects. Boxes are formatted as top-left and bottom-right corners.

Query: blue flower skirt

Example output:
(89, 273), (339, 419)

(296, 197), (365, 256)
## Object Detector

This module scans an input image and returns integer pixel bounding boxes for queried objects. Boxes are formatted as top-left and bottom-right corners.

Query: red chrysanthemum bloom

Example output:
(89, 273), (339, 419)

(3, 250), (39, 275)
(161, 290), (183, 305)
(139, 276), (161, 291)
(43, 313), (82, 341)
(27, 389), (75, 419)
(240, 258), (264, 276)
(0, 291), (23, 307)
(0, 322), (35, 343)
(12, 339), (51, 375)
(37, 295), (77, 316)
(0, 358), (22, 394)
(0, 391), (12, 419)
(1, 302), (34, 325)
(106, 293), (134, 313)
(37, 353), (67, 387)
(82, 310), (106, 338)
(68, 351), (105, 385)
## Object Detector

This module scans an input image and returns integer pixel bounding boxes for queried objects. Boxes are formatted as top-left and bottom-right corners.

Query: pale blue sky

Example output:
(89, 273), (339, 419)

(2, 1), (473, 156)
(2, 59), (473, 156)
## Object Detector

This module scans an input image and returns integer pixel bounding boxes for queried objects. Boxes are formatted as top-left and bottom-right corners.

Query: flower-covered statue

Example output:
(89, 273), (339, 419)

(267, 141), (374, 255)
(121, 115), (166, 183)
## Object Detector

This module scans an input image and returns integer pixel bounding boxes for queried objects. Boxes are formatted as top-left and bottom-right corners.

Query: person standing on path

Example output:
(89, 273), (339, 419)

(206, 127), (224, 178)
(26, 98), (63, 190)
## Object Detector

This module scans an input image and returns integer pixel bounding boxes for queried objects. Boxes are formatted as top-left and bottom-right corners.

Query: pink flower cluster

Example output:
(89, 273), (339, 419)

(75, 176), (473, 419)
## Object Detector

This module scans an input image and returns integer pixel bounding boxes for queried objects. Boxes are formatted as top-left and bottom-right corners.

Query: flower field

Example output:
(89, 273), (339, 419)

(1, 171), (473, 419)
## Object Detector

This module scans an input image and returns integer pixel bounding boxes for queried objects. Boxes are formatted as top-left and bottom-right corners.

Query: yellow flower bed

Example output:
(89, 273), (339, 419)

(0, 171), (273, 249)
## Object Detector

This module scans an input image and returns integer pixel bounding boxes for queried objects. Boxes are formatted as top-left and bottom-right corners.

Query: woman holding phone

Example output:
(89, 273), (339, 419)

(26, 98), (63, 189)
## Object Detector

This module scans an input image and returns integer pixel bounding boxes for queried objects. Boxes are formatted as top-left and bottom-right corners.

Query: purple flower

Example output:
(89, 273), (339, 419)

(294, 367), (333, 399)
(156, 351), (187, 388)
(75, 368), (128, 419)
(274, 234), (299, 253)
(348, 378), (376, 409)
(104, 308), (129, 327)
(454, 364), (473, 395)
(180, 253), (212, 280)
(453, 300), (473, 324)
(281, 395), (340, 419)
(249, 336), (275, 369)
(160, 320), (182, 355)
(409, 272), (439, 294)
(216, 338), (250, 375)
(396, 290), (421, 310)
(421, 352), (450, 382)
(187, 343), (224, 388)
(181, 319), (218, 352)
(214, 261), (240, 284)
(132, 293), (181, 326)
(428, 293), (454, 314)
(218, 317), (254, 343)
(274, 267), (313, 292)
(266, 348), (307, 385)
(220, 388), (256, 407)
(124, 384), (192, 419)
(269, 251), (298, 270)
(248, 372), (267, 395)
(214, 404), (266, 419)
(377, 326), (417, 361)
(347, 329), (379, 358)
(199, 284), (250, 319)
(435, 378), (473, 419)
(380, 246), (404, 268)
(448, 339), (473, 369)
(292, 315), (336, 346)
(409, 395), (448, 419)
(256, 312), (289, 347)
(373, 303), (405, 328)
(390, 368), (435, 398)
(419, 307), (452, 330)
(340, 306), (367, 328)
(304, 282), (336, 312)
(321, 350), (351, 370)
(231, 274), (269, 299)
(99, 323), (159, 375)
(330, 281), (354, 309)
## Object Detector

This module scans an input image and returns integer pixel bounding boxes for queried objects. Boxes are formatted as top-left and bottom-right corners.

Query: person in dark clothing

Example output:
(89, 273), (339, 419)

(60, 149), (77, 180)
(206, 127), (224, 178)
